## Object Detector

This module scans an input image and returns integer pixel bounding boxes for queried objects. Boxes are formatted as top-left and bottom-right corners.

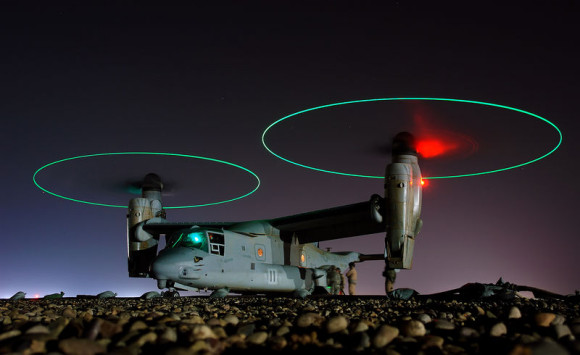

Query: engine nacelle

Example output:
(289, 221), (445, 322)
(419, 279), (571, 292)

(384, 134), (422, 269)
(127, 175), (165, 278)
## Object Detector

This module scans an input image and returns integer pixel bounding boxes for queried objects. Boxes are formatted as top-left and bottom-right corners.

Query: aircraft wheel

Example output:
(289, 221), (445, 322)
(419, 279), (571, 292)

(162, 290), (180, 298)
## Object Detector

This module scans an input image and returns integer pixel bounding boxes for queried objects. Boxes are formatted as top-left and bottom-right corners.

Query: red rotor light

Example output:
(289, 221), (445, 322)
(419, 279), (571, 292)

(416, 138), (458, 158)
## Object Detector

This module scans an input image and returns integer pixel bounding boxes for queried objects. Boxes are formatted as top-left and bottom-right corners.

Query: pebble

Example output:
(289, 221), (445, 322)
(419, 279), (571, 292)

(508, 306), (522, 319)
(490, 322), (507, 337)
(554, 324), (573, 339)
(296, 312), (324, 327)
(0, 295), (578, 353)
(372, 325), (399, 347)
(416, 313), (432, 324)
(401, 319), (426, 337)
(423, 335), (444, 349)
(326, 315), (348, 333)
(535, 312), (557, 327)
(247, 331), (268, 345)
(434, 319), (455, 330)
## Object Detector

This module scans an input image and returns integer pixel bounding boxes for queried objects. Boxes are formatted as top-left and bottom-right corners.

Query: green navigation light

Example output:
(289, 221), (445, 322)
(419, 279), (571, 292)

(261, 98), (562, 179)
(33, 152), (261, 208)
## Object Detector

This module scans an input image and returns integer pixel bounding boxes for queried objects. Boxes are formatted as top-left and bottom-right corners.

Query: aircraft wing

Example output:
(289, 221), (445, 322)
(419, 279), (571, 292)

(269, 194), (385, 244)
(142, 221), (237, 234)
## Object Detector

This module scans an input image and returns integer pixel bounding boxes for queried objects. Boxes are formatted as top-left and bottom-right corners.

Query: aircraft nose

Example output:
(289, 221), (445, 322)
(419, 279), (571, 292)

(151, 248), (191, 281)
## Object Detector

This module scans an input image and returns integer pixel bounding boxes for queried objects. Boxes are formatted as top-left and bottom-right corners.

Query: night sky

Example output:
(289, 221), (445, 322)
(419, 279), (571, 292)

(1, 2), (578, 298)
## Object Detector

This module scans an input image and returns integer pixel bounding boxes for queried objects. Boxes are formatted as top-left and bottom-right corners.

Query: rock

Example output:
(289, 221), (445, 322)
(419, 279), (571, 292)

(351, 320), (369, 333)
(423, 335), (444, 349)
(62, 307), (77, 318)
(269, 335), (288, 350)
(535, 313), (556, 327)
(247, 331), (268, 345)
(296, 312), (324, 327)
(25, 324), (50, 335)
(128, 320), (148, 332)
(133, 332), (157, 347)
(0, 329), (21, 342)
(326, 316), (348, 334)
(530, 338), (570, 355)
(372, 325), (399, 348)
(276, 326), (290, 336)
(508, 306), (522, 319)
(434, 319), (455, 330)
(237, 323), (256, 337)
(223, 314), (239, 326)
(553, 324), (573, 339)
(459, 326), (480, 338)
(59, 338), (106, 355)
(490, 322), (507, 337)
(552, 314), (566, 325)
(402, 319), (426, 337)
(159, 327), (178, 343)
(191, 325), (217, 340)
(416, 313), (432, 324)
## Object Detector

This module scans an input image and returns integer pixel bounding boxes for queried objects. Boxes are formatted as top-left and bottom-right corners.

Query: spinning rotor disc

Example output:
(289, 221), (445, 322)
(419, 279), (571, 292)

(33, 152), (261, 209)
(261, 98), (562, 180)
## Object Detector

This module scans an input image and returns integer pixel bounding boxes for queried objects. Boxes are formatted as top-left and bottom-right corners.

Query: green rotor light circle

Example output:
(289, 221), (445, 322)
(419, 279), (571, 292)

(33, 152), (261, 208)
(261, 98), (563, 179)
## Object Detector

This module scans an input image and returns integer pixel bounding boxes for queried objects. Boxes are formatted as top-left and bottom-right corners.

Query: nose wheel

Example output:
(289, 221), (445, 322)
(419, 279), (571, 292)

(162, 288), (180, 298)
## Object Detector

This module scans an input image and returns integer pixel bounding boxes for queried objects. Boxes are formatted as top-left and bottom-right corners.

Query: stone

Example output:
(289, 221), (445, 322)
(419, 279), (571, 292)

(159, 327), (178, 343)
(490, 322), (507, 337)
(247, 331), (268, 345)
(402, 319), (426, 337)
(372, 325), (399, 348)
(296, 312), (324, 327)
(128, 320), (148, 332)
(62, 307), (77, 318)
(326, 316), (348, 334)
(530, 338), (570, 355)
(269, 335), (288, 350)
(59, 338), (106, 355)
(508, 306), (522, 319)
(552, 314), (566, 325)
(351, 320), (369, 333)
(459, 326), (479, 338)
(434, 319), (455, 330)
(276, 326), (290, 336)
(237, 323), (256, 337)
(0, 329), (21, 342)
(25, 324), (50, 335)
(223, 314), (239, 326)
(191, 324), (217, 340)
(535, 313), (556, 327)
(133, 332), (157, 347)
(416, 313), (432, 324)
(423, 335), (444, 349)
(554, 324), (573, 339)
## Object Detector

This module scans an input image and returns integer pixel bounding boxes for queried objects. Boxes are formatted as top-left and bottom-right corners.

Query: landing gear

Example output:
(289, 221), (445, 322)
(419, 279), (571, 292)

(162, 288), (180, 298)
(383, 267), (397, 294)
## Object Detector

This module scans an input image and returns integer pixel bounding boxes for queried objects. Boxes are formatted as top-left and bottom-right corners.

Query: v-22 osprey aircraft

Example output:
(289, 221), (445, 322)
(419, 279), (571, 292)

(127, 132), (423, 297)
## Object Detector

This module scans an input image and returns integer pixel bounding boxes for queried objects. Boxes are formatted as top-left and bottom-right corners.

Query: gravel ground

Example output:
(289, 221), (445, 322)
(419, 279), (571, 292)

(1, 295), (579, 354)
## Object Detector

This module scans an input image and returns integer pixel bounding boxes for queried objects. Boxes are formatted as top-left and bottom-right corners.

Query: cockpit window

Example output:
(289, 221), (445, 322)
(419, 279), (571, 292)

(170, 230), (208, 252)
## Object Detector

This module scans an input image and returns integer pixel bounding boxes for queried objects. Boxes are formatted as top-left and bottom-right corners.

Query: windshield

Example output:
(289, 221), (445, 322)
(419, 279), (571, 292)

(169, 230), (208, 252)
